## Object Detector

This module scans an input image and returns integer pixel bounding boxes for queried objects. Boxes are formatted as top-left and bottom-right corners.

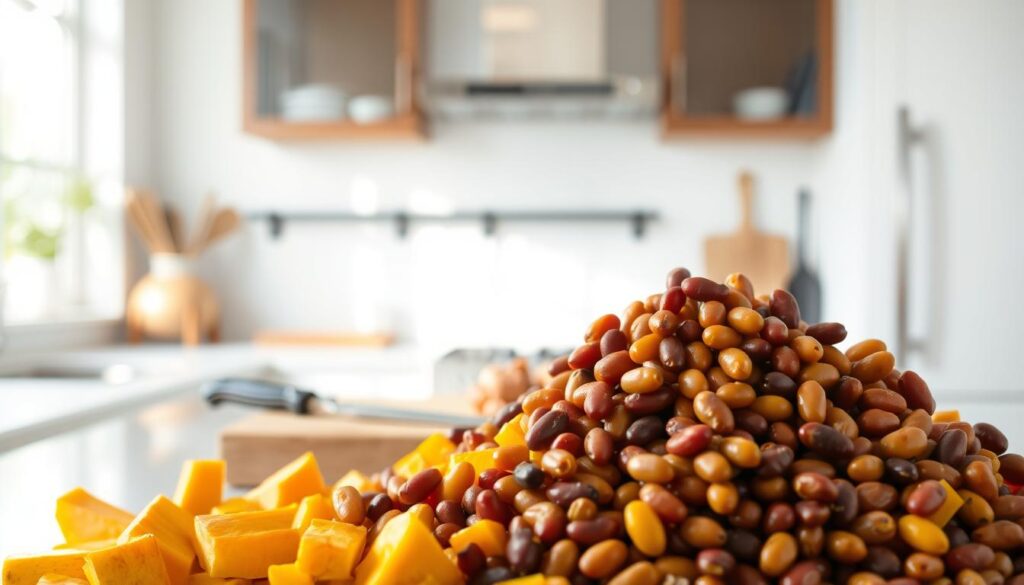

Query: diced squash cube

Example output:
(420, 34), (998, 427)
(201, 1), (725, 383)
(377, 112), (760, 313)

(83, 534), (172, 585)
(291, 494), (334, 531)
(211, 498), (261, 516)
(353, 513), (461, 585)
(55, 488), (134, 546)
(52, 540), (116, 552)
(194, 507), (300, 578)
(36, 574), (88, 585)
(496, 575), (545, 585)
(928, 480), (965, 527)
(187, 575), (250, 585)
(295, 519), (366, 580)
(447, 448), (499, 476)
(245, 453), (326, 510)
(266, 564), (311, 585)
(494, 414), (526, 447)
(933, 410), (960, 422)
(333, 470), (374, 494)
(392, 434), (455, 479)
(448, 519), (507, 557)
(174, 460), (226, 516)
(118, 495), (195, 585)
(2, 551), (88, 585)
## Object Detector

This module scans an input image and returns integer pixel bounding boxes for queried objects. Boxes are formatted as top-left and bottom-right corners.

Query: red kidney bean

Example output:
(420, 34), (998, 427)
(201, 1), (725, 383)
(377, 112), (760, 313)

(697, 548), (737, 576)
(974, 423), (1009, 455)
(762, 316), (790, 346)
(769, 289), (801, 328)
(525, 410), (569, 450)
(998, 453), (1024, 484)
(831, 479), (859, 527)
(946, 543), (996, 572)
(398, 468), (443, 505)
(624, 386), (676, 415)
(758, 443), (795, 478)
(805, 322), (847, 345)
(794, 501), (831, 526)
(506, 528), (543, 574)
(566, 515), (619, 544)
(666, 423), (713, 457)
(568, 342), (602, 370)
(937, 429), (969, 468)
(898, 370), (936, 414)
(593, 351), (634, 384)
(780, 560), (823, 585)
(666, 266), (692, 289)
(859, 388), (908, 414)
(582, 381), (614, 420)
(476, 488), (512, 524)
(884, 458), (920, 486)
(600, 328), (629, 356)
(659, 337), (687, 370)
(793, 472), (839, 503)
(682, 276), (730, 302)
(763, 372), (797, 399)
(625, 415), (666, 446)
(906, 480), (947, 516)
(741, 337), (773, 362)
(457, 542), (486, 578)
(798, 422), (854, 458)
(550, 432), (583, 456)
(547, 482), (599, 507)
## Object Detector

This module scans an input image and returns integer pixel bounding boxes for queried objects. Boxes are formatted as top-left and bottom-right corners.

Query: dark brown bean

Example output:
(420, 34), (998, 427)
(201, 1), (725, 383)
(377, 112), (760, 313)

(799, 422), (854, 458)
(831, 479), (859, 526)
(884, 458), (920, 486)
(366, 492), (393, 521)
(946, 544), (996, 572)
(993, 495), (1024, 520)
(780, 560), (823, 585)
(476, 489), (512, 524)
(661, 286), (686, 313)
(624, 386), (676, 415)
(682, 276), (730, 302)
(805, 322), (847, 345)
(938, 429), (970, 468)
(525, 410), (569, 450)
(547, 482), (599, 507)
(758, 443), (795, 478)
(906, 480), (947, 516)
(697, 549), (737, 576)
(856, 482), (898, 512)
(666, 266), (692, 289)
(899, 370), (936, 414)
(506, 527), (543, 574)
(858, 409), (901, 438)
(998, 453), (1024, 484)
(398, 468), (443, 505)
(769, 289), (802, 329)
(457, 542), (486, 578)
(626, 415), (666, 446)
(666, 423), (713, 457)
(974, 423), (1009, 455)
(793, 472), (839, 502)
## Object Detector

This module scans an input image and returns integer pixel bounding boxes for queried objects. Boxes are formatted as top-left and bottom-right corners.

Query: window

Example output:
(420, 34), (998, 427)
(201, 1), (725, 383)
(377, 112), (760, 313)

(0, 0), (123, 328)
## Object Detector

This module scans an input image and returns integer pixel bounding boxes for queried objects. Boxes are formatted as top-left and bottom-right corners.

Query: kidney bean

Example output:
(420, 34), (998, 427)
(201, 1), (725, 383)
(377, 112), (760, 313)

(661, 285), (687, 313)
(860, 388), (908, 413)
(476, 488), (512, 524)
(758, 443), (795, 477)
(852, 351), (896, 384)
(974, 423), (1009, 455)
(993, 495), (1024, 520)
(625, 415), (666, 446)
(681, 516), (727, 548)
(804, 321), (847, 345)
(682, 276), (730, 302)
(884, 458), (921, 486)
(899, 370), (936, 414)
(457, 542), (486, 578)
(666, 266), (692, 288)
(578, 538), (628, 579)
(907, 480), (948, 516)
(697, 548), (736, 577)
(525, 410), (569, 450)
(547, 481), (598, 507)
(623, 386), (676, 415)
(998, 453), (1024, 484)
(626, 453), (675, 484)
(972, 521), (1024, 550)
(946, 543), (996, 572)
(857, 482), (899, 512)
(638, 483), (688, 524)
(664, 423), (711, 458)
(880, 427), (930, 459)
(799, 422), (854, 458)
(793, 472), (839, 502)
(761, 531), (799, 576)
(964, 460), (999, 501)
(694, 390), (735, 433)
(593, 351), (634, 385)
(366, 492), (393, 521)
(858, 409), (902, 438)
(568, 341), (602, 371)
(769, 289), (801, 329)
(506, 527), (543, 574)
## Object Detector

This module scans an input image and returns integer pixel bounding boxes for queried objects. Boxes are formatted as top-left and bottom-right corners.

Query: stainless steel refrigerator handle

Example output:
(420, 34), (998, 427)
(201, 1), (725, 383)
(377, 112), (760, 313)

(896, 106), (926, 365)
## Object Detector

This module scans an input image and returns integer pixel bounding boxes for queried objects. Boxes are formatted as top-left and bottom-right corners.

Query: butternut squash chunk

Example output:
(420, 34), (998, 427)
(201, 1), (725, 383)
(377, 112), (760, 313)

(174, 460), (225, 516)
(291, 495), (334, 532)
(83, 534), (171, 585)
(36, 574), (88, 585)
(266, 564), (312, 585)
(332, 470), (375, 494)
(244, 453), (326, 510)
(54, 488), (134, 546)
(494, 414), (526, 448)
(294, 519), (365, 580)
(392, 434), (455, 479)
(448, 519), (507, 557)
(194, 507), (299, 578)
(187, 575), (250, 585)
(2, 551), (88, 585)
(118, 495), (195, 585)
(211, 498), (260, 516)
(353, 512), (461, 585)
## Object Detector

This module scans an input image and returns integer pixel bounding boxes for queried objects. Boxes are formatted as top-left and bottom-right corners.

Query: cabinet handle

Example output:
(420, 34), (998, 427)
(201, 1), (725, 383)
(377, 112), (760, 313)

(896, 106), (927, 365)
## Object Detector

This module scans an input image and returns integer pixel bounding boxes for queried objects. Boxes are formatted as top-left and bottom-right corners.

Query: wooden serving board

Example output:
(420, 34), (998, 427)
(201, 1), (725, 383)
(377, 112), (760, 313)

(220, 398), (469, 487)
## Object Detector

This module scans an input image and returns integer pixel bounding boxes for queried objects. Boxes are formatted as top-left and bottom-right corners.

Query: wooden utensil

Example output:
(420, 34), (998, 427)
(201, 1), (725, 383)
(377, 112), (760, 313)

(187, 193), (217, 256)
(202, 209), (241, 250)
(704, 171), (791, 295)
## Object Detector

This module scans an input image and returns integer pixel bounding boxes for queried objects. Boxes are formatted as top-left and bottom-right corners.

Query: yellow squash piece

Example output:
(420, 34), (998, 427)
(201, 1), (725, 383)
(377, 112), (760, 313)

(211, 498), (261, 516)
(392, 434), (456, 479)
(928, 479), (965, 527)
(2, 551), (88, 585)
(245, 452), (326, 510)
(494, 414), (526, 447)
(118, 495), (196, 585)
(83, 534), (172, 585)
(174, 460), (226, 516)
(448, 519), (507, 557)
(496, 575), (545, 585)
(291, 494), (335, 531)
(295, 519), (366, 580)
(54, 488), (134, 546)
(447, 448), (499, 476)
(932, 410), (960, 423)
(333, 470), (375, 494)
(194, 507), (300, 578)
(52, 540), (116, 552)
(353, 513), (462, 585)
(36, 574), (88, 585)
(266, 564), (312, 585)
(187, 575), (250, 585)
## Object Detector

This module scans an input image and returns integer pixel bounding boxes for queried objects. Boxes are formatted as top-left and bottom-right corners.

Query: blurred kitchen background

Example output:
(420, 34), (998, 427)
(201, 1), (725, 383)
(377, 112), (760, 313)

(0, 0), (1022, 552)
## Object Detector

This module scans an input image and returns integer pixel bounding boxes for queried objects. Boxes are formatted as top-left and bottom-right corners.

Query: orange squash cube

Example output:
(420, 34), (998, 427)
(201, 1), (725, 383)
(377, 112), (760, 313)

(295, 519), (366, 580)
(353, 513), (461, 585)
(448, 519), (507, 557)
(36, 574), (89, 584)
(2, 550), (89, 585)
(333, 470), (376, 494)
(494, 414), (526, 447)
(495, 575), (545, 585)
(392, 434), (455, 479)
(266, 564), (311, 585)
(174, 460), (226, 516)
(194, 507), (300, 578)
(118, 495), (196, 585)
(187, 575), (250, 585)
(54, 488), (134, 546)
(447, 448), (499, 476)
(291, 494), (334, 531)
(83, 534), (171, 585)
(245, 452), (326, 510)
(211, 498), (261, 516)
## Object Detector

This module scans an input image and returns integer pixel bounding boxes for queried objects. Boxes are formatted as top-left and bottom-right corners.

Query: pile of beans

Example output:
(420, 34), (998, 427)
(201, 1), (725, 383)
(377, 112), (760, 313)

(337, 268), (1024, 585)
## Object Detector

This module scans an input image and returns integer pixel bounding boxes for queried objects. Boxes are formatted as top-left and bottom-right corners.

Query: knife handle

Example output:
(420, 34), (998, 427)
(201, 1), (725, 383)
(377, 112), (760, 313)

(202, 378), (315, 414)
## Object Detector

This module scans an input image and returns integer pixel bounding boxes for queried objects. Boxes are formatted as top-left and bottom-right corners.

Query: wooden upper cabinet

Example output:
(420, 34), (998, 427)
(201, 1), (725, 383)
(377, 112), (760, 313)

(242, 0), (424, 140)
(661, 0), (833, 138)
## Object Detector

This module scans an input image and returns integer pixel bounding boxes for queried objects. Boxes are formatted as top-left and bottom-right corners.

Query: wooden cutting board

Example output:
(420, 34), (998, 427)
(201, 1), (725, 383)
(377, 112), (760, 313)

(220, 397), (470, 487)
(705, 171), (791, 295)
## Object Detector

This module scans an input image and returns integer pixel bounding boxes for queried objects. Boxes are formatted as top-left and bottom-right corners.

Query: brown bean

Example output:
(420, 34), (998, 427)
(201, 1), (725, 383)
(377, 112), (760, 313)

(858, 409), (901, 438)
(682, 277), (730, 302)
(971, 521), (1024, 550)
(601, 328), (629, 356)
(793, 472), (839, 502)
(860, 388), (908, 414)
(852, 510), (897, 545)
(879, 427), (929, 459)
(578, 539), (628, 579)
(993, 495), (1024, 520)
(594, 351), (635, 384)
(608, 561), (661, 585)
(332, 485), (365, 524)
(796, 381), (827, 423)
(719, 348), (754, 380)
(769, 290), (802, 329)
(398, 468), (443, 505)
(846, 339), (887, 362)
(666, 423), (713, 457)
(760, 532), (799, 576)
(852, 351), (896, 384)
(974, 423), (1009, 455)
(681, 516), (727, 548)
(964, 460), (999, 501)
(525, 410), (569, 450)
(899, 370), (936, 414)
(946, 543), (996, 572)
(639, 483), (688, 523)
(806, 322), (848, 345)
(798, 422), (854, 458)
(906, 480), (947, 516)
(856, 482), (899, 512)
(693, 390), (735, 433)
(997, 453), (1024, 484)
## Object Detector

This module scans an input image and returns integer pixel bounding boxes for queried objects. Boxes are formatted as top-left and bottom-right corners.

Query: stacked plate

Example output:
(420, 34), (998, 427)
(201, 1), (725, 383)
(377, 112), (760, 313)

(280, 84), (346, 121)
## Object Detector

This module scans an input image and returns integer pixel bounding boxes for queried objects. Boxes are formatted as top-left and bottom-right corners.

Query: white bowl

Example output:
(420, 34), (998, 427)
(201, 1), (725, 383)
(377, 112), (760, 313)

(348, 95), (395, 124)
(733, 87), (789, 121)
(281, 84), (346, 121)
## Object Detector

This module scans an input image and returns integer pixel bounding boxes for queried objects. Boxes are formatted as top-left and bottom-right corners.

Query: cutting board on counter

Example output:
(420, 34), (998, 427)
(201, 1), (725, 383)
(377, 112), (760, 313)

(220, 397), (470, 487)
(705, 171), (791, 294)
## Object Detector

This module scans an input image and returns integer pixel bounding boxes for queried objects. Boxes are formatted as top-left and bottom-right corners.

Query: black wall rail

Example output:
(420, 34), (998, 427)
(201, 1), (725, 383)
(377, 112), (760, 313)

(245, 210), (660, 240)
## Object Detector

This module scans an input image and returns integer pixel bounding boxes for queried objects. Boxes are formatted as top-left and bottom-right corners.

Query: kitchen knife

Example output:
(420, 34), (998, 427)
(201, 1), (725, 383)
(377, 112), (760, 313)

(202, 377), (486, 428)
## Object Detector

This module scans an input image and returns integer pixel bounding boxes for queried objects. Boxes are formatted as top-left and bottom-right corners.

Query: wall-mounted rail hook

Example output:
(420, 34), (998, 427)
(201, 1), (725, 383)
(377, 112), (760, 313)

(395, 212), (410, 238)
(269, 213), (284, 239)
(482, 212), (498, 237)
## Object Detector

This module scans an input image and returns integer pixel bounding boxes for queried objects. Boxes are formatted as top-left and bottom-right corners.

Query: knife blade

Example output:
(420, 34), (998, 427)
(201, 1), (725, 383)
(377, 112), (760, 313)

(202, 377), (486, 428)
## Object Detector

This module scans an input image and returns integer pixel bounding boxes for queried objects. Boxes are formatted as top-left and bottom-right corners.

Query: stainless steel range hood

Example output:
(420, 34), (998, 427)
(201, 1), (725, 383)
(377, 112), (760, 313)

(424, 0), (658, 119)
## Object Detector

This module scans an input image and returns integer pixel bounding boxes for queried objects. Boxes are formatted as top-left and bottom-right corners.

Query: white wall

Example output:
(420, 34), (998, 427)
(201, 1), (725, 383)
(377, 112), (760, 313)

(139, 0), (875, 353)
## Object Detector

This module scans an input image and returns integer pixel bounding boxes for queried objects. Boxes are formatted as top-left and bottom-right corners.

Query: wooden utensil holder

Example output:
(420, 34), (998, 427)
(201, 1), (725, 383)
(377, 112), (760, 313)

(126, 254), (220, 345)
